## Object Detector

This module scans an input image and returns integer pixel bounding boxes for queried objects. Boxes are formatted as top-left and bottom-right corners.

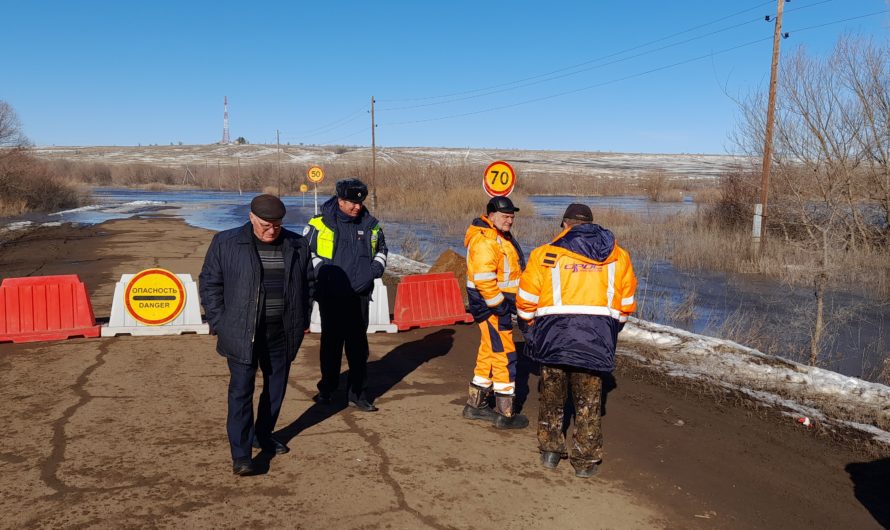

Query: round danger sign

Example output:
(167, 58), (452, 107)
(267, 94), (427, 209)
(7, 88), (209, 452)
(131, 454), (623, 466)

(124, 268), (186, 325)
(483, 161), (516, 197)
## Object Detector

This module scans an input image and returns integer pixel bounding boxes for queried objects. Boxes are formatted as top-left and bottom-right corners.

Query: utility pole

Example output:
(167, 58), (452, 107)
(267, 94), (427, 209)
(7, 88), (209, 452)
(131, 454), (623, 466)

(217, 160), (222, 190)
(754, 0), (785, 255)
(370, 96), (377, 210)
(237, 157), (242, 195)
(276, 129), (281, 197)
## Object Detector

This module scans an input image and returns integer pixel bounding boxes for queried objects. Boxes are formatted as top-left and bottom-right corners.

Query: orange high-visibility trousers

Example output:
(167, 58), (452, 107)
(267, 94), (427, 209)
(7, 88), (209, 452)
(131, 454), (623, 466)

(471, 314), (517, 395)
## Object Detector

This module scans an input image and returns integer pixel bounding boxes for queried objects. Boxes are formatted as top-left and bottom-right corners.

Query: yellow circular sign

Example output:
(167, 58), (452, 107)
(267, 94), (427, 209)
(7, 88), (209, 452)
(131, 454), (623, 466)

(124, 268), (186, 325)
(299, 183), (309, 193)
(307, 166), (325, 183)
(483, 161), (516, 197)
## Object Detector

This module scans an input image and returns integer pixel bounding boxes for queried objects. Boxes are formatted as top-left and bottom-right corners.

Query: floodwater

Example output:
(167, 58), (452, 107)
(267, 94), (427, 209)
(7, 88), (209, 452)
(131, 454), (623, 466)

(3, 188), (887, 380)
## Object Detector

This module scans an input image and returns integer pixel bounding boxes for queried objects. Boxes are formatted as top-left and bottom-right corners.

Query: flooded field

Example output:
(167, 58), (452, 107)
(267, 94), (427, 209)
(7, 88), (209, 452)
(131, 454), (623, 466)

(3, 187), (886, 380)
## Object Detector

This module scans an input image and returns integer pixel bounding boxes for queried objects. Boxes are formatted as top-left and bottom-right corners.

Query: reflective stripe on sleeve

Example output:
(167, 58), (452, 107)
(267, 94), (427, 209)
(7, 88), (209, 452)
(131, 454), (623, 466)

(517, 308), (536, 320)
(484, 292), (505, 307)
(374, 254), (387, 266)
(621, 296), (634, 305)
(311, 257), (323, 268)
(474, 272), (497, 281)
(498, 279), (519, 289)
(518, 288), (539, 304)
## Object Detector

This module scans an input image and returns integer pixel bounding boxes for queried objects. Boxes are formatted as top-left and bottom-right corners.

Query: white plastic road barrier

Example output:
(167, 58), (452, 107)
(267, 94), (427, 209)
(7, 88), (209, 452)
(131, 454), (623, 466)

(101, 271), (209, 337)
(310, 278), (397, 334)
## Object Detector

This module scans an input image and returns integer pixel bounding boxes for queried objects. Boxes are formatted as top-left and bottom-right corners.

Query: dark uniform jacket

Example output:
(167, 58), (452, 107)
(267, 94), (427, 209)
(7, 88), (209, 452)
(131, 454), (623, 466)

(304, 196), (387, 299)
(199, 222), (311, 364)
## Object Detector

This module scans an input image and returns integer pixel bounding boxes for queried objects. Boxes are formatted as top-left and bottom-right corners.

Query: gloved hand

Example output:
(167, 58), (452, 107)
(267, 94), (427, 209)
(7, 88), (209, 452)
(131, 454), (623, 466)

(371, 260), (385, 279)
(517, 317), (530, 334)
(492, 301), (511, 316)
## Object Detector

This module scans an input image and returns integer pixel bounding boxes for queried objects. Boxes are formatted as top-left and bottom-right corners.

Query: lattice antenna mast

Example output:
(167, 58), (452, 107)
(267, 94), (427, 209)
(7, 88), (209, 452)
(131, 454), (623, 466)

(221, 96), (230, 144)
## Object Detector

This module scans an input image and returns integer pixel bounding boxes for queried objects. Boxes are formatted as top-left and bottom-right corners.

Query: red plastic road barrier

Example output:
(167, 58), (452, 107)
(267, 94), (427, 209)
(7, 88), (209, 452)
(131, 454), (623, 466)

(392, 272), (473, 331)
(0, 275), (100, 343)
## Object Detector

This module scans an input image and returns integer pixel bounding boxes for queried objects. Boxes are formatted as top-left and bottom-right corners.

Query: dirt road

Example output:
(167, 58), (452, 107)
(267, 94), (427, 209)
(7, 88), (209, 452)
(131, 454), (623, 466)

(0, 219), (887, 529)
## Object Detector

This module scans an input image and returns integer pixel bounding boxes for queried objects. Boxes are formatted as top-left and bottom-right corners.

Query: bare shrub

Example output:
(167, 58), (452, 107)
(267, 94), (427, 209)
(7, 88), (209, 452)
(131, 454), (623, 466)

(0, 150), (86, 213)
(644, 170), (668, 202)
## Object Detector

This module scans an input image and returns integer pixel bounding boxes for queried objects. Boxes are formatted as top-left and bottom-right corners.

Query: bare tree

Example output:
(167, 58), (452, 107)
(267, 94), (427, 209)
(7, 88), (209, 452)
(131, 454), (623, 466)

(0, 100), (29, 151)
(735, 36), (890, 366)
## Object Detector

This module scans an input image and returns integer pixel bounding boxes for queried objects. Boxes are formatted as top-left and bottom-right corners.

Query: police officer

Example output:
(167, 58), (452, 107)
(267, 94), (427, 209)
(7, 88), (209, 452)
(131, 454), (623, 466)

(516, 203), (637, 477)
(462, 196), (528, 429)
(304, 178), (387, 411)
(199, 194), (312, 476)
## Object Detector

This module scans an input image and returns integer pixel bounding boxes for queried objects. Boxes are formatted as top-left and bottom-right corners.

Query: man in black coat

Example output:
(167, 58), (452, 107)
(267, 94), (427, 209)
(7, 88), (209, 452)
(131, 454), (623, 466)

(199, 194), (311, 476)
(303, 178), (387, 412)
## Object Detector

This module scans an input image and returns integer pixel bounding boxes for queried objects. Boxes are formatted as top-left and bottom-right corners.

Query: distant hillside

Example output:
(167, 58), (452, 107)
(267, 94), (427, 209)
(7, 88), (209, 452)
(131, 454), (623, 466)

(32, 144), (749, 181)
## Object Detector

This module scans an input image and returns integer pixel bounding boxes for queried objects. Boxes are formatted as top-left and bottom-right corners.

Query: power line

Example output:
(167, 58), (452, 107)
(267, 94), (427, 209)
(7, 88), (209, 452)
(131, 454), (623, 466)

(380, 0), (840, 113)
(280, 106), (368, 143)
(383, 8), (888, 128)
(379, 16), (765, 112)
(379, 0), (776, 105)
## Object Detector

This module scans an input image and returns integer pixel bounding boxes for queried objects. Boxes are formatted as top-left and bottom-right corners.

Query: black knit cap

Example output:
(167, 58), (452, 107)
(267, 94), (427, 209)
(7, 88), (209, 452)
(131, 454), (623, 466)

(562, 203), (592, 223)
(250, 194), (286, 221)
(486, 196), (520, 214)
(336, 178), (368, 203)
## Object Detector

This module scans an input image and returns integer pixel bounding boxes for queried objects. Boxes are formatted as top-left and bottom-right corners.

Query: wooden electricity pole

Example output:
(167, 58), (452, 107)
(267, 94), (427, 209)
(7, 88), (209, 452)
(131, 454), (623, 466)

(370, 96), (377, 210)
(276, 129), (281, 197)
(754, 0), (785, 255)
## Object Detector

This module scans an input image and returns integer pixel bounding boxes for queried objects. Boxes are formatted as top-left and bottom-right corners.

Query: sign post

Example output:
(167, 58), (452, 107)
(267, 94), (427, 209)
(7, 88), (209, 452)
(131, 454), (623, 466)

(482, 160), (516, 198)
(307, 165), (325, 215)
(299, 183), (309, 207)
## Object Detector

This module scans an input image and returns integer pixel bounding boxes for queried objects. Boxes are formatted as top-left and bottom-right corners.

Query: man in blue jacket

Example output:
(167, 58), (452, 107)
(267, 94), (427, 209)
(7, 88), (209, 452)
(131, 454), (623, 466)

(199, 194), (312, 476)
(304, 178), (388, 412)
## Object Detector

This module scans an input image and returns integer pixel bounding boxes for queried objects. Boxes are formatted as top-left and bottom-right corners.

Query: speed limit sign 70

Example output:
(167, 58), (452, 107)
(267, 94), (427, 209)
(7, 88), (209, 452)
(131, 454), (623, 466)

(483, 161), (515, 197)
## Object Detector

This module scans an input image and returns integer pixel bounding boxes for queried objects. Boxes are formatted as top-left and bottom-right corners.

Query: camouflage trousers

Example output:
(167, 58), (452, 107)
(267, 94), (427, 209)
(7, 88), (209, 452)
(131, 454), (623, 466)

(537, 365), (604, 468)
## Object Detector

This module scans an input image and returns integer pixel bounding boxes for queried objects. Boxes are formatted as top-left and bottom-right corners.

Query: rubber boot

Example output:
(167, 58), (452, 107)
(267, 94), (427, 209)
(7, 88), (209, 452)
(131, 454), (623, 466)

(462, 384), (497, 422)
(540, 451), (561, 469)
(493, 393), (529, 429)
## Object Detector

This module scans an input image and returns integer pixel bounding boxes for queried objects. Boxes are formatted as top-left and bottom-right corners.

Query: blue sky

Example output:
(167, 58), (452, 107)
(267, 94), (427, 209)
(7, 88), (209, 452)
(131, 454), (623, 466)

(2, 1), (888, 153)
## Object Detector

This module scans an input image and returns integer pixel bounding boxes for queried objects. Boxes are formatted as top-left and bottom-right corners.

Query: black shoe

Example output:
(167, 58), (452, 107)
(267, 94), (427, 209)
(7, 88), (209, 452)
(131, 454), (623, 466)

(541, 451), (561, 470)
(312, 392), (332, 405)
(494, 413), (529, 430)
(232, 457), (254, 476)
(252, 436), (290, 455)
(462, 404), (497, 422)
(348, 398), (379, 412)
(574, 464), (599, 478)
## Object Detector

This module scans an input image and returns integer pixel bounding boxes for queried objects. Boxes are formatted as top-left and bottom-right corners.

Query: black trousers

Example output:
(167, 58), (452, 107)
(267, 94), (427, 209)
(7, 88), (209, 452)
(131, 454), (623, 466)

(317, 293), (371, 402)
(226, 321), (290, 460)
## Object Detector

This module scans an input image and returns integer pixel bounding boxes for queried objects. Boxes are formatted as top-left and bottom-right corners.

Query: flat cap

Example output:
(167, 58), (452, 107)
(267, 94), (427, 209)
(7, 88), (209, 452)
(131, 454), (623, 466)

(250, 194), (286, 221)
(562, 203), (592, 223)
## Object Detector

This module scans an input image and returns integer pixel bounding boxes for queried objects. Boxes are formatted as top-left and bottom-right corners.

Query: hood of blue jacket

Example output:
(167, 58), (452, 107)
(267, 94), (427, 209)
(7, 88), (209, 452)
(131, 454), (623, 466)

(551, 223), (615, 262)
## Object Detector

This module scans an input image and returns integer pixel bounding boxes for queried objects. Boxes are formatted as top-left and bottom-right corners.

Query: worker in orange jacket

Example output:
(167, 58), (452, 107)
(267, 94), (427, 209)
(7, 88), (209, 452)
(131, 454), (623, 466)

(462, 196), (528, 429)
(517, 203), (637, 477)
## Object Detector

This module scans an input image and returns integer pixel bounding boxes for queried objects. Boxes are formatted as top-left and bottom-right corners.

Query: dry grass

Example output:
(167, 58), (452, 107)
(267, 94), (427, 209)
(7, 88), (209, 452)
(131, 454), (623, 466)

(0, 150), (86, 214)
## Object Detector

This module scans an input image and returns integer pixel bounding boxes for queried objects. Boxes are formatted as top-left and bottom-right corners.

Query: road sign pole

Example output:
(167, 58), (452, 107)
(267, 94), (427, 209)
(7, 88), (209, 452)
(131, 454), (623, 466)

(314, 183), (318, 215)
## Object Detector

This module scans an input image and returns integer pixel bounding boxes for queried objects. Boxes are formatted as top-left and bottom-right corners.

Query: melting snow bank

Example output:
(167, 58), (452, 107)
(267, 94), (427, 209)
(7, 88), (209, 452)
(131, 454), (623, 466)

(620, 318), (890, 446)
(51, 200), (167, 216)
(386, 253), (432, 276)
